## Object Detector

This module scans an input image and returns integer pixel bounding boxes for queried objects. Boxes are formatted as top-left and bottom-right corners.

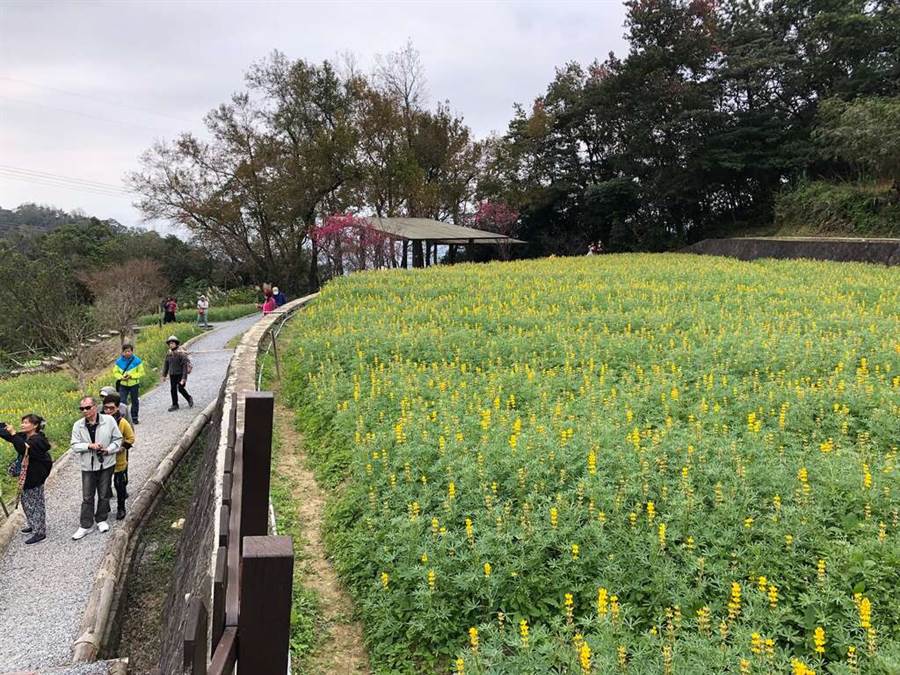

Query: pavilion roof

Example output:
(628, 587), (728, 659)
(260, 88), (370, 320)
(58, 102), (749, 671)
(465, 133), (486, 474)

(366, 217), (525, 244)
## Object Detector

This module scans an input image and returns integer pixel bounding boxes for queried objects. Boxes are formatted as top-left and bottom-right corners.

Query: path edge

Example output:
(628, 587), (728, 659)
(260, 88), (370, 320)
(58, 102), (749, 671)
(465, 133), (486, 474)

(71, 396), (219, 662)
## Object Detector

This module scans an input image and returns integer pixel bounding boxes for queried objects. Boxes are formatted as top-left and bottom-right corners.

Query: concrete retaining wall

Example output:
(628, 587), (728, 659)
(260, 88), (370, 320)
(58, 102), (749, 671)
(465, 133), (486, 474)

(683, 237), (900, 265)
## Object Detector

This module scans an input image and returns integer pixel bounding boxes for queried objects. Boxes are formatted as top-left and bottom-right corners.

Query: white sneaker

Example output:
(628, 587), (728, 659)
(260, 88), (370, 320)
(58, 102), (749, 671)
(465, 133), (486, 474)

(97, 521), (110, 533)
(72, 526), (93, 540)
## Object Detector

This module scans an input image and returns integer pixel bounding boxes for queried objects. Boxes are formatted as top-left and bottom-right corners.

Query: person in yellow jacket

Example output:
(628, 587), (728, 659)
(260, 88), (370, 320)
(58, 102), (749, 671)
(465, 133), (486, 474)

(113, 343), (145, 425)
(102, 395), (134, 520)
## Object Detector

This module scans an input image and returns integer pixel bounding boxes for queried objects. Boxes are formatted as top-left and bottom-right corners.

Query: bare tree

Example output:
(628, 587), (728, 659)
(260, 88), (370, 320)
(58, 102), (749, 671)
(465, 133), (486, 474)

(80, 260), (167, 342)
(40, 306), (106, 392)
(374, 39), (428, 124)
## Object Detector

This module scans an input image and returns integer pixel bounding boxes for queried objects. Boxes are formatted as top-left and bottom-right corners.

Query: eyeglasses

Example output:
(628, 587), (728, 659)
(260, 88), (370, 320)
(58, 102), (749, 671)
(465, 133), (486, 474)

(79, 405), (94, 411)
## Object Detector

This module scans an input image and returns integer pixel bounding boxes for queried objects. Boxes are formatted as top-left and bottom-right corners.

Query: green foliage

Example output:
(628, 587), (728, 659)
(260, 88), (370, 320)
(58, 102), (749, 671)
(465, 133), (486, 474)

(775, 180), (900, 237)
(134, 304), (258, 326)
(816, 97), (900, 182)
(278, 257), (899, 672)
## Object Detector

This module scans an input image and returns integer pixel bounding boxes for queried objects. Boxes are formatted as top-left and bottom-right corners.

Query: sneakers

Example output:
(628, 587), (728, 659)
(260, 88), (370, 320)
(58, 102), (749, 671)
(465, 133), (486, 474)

(187, 395), (195, 408)
(133, 419), (139, 425)
(117, 508), (126, 521)
(167, 405), (179, 412)
(21, 526), (33, 534)
(98, 521), (110, 533)
(25, 534), (46, 545)
(72, 526), (93, 540)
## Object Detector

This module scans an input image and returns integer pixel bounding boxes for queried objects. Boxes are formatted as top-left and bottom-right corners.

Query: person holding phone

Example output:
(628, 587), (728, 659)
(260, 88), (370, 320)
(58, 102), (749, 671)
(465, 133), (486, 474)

(69, 396), (122, 540)
(0, 414), (52, 544)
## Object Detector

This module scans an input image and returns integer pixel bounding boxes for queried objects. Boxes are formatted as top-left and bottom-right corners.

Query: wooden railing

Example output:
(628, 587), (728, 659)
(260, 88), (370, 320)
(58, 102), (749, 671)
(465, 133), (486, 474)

(182, 391), (293, 675)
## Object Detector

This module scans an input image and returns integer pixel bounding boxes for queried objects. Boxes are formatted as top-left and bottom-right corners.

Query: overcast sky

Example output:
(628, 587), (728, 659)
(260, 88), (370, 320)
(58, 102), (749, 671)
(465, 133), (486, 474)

(0, 0), (628, 234)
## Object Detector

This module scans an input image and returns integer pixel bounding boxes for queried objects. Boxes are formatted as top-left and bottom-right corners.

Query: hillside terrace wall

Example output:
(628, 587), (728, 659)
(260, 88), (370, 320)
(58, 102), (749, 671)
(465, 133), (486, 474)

(683, 237), (900, 265)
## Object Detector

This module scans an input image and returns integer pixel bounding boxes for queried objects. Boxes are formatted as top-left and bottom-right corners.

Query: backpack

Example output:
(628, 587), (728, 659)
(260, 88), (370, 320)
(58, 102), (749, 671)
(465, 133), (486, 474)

(184, 352), (193, 375)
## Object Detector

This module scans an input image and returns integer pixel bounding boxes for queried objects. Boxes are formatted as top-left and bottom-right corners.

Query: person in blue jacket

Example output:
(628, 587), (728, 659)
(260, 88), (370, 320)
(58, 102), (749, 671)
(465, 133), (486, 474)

(272, 286), (287, 307)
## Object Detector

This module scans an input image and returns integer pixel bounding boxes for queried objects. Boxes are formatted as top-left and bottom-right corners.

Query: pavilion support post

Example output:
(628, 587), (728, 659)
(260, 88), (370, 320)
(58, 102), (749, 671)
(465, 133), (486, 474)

(412, 240), (423, 268)
(449, 244), (456, 264)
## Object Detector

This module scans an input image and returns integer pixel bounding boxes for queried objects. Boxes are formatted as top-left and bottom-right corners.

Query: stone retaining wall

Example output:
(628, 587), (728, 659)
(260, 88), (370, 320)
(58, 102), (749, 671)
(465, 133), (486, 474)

(683, 237), (900, 265)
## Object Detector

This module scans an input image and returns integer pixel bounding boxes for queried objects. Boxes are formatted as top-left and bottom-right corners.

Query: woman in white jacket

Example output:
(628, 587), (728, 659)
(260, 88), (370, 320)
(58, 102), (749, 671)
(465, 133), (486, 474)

(69, 396), (122, 540)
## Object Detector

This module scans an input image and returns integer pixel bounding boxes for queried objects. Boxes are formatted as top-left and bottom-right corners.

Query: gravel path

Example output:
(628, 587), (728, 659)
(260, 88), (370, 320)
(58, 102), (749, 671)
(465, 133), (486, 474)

(0, 314), (261, 672)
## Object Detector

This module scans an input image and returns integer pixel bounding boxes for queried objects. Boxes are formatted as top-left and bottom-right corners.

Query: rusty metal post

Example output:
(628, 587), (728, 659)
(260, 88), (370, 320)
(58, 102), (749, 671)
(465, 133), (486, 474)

(238, 536), (294, 674)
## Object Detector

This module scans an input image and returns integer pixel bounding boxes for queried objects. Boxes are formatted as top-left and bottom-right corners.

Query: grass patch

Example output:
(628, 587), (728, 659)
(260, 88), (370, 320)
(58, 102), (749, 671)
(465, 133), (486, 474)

(114, 431), (205, 670)
(135, 303), (258, 326)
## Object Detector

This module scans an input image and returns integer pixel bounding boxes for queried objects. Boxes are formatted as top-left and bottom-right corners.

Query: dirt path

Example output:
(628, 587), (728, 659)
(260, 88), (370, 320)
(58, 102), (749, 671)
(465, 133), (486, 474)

(273, 399), (370, 675)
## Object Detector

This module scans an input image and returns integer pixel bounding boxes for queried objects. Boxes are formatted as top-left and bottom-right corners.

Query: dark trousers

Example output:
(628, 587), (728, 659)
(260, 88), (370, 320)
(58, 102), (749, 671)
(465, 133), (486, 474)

(118, 383), (140, 422)
(163, 311), (176, 323)
(81, 467), (114, 528)
(21, 484), (47, 536)
(169, 374), (191, 407)
(113, 469), (128, 511)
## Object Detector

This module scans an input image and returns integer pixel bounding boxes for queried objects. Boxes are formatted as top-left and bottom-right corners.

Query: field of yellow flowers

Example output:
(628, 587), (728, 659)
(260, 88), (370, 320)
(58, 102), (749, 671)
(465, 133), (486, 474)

(279, 254), (899, 674)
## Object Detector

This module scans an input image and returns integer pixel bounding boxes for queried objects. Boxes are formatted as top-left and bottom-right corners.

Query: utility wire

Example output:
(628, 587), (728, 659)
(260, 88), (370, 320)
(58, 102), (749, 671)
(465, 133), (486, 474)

(0, 164), (133, 193)
(0, 170), (134, 198)
(0, 95), (173, 134)
(0, 76), (196, 125)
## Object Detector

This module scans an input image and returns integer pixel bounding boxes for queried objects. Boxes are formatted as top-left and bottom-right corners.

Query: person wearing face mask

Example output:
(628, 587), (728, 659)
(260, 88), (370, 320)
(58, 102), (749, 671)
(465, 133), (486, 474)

(1, 414), (53, 544)
(69, 396), (122, 540)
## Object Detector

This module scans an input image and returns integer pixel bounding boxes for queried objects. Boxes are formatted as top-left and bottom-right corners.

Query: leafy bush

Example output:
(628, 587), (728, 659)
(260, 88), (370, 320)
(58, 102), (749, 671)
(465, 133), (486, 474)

(278, 255), (899, 673)
(775, 180), (900, 237)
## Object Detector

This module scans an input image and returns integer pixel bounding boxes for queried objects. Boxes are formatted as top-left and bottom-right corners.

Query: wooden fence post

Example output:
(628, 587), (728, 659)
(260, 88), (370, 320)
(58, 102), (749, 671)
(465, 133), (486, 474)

(238, 536), (294, 674)
(241, 391), (274, 539)
(183, 596), (208, 675)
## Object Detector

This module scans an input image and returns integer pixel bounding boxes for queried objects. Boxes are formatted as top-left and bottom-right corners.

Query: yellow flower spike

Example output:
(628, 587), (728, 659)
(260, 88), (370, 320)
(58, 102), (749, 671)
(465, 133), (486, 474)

(483, 562), (492, 577)
(646, 501), (656, 523)
(597, 587), (609, 616)
(751, 632), (763, 654)
(727, 582), (742, 620)
(817, 559), (826, 583)
(427, 569), (436, 591)
(739, 658), (751, 675)
(814, 626), (826, 655)
(858, 596), (871, 629)
(757, 576), (767, 593)
(380, 571), (389, 588)
(571, 543), (580, 560)
(564, 593), (574, 624)
(579, 641), (591, 673)
(696, 606), (711, 635)
(454, 657), (465, 674)
(767, 583), (778, 608)
(468, 626), (479, 653)
(550, 506), (558, 528)
(616, 645), (627, 670)
(658, 523), (666, 550)
(519, 619), (529, 647)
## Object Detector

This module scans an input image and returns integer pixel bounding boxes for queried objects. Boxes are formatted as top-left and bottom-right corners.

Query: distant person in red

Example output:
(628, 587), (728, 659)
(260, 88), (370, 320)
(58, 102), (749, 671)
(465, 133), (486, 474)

(259, 289), (277, 315)
(163, 297), (178, 323)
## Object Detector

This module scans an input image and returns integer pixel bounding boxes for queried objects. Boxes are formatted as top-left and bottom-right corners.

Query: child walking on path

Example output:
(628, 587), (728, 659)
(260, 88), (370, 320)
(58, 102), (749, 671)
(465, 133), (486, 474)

(113, 343), (144, 424)
(162, 335), (194, 411)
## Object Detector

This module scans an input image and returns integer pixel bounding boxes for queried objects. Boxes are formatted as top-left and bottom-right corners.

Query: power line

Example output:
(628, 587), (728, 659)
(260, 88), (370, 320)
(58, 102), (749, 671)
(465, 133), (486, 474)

(0, 168), (134, 199)
(0, 95), (174, 134)
(0, 172), (133, 198)
(0, 164), (132, 193)
(0, 76), (196, 125)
